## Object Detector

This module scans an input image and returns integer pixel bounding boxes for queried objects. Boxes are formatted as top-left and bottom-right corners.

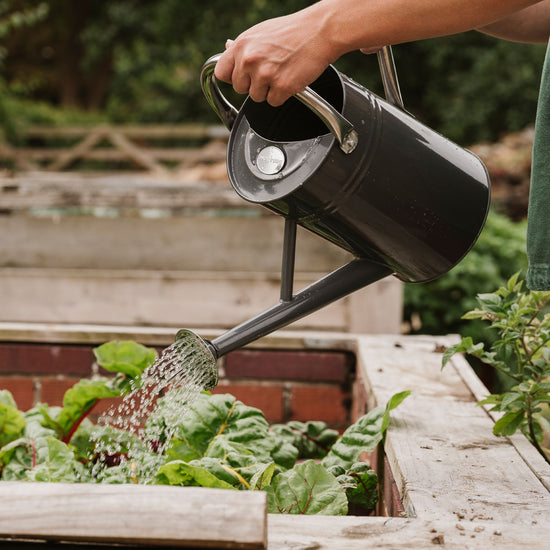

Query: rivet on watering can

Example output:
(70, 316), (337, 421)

(256, 146), (286, 175)
(342, 130), (359, 154)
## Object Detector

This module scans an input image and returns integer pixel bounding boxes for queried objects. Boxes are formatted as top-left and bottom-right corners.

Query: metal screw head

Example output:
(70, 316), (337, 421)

(256, 146), (286, 175)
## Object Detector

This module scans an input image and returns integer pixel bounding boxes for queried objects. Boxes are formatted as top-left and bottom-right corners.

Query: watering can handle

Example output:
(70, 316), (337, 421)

(200, 53), (359, 154)
(377, 46), (404, 110)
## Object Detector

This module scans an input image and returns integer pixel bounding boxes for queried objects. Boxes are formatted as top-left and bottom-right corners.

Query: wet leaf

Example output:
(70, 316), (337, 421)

(94, 341), (157, 379)
(266, 460), (347, 515)
(0, 401), (25, 447)
(155, 459), (235, 489)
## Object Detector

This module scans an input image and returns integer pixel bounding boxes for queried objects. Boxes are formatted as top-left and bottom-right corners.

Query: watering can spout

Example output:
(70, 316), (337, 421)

(175, 258), (392, 390)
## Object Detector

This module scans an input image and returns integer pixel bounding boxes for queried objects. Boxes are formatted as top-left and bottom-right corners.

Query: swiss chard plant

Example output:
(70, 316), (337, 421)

(443, 274), (550, 464)
(0, 340), (409, 515)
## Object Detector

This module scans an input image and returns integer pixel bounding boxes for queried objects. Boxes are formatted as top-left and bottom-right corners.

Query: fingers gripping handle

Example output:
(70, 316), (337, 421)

(200, 53), (358, 154)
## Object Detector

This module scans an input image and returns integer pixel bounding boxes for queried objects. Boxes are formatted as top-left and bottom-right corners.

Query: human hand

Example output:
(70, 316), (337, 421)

(214, 10), (338, 107)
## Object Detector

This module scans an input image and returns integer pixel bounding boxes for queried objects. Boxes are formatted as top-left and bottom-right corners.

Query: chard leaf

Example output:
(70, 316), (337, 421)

(271, 421), (339, 459)
(322, 391), (410, 470)
(381, 390), (411, 432)
(155, 459), (236, 489)
(94, 341), (157, 379)
(268, 437), (299, 470)
(204, 434), (254, 460)
(321, 408), (384, 469)
(161, 393), (297, 469)
(23, 407), (57, 439)
(0, 401), (26, 446)
(43, 379), (122, 443)
(0, 389), (18, 408)
(28, 437), (82, 482)
(5, 436), (88, 482)
(266, 460), (347, 515)
(344, 462), (378, 511)
(1, 440), (31, 480)
(250, 462), (275, 490)
(0, 437), (28, 476)
(203, 435), (277, 488)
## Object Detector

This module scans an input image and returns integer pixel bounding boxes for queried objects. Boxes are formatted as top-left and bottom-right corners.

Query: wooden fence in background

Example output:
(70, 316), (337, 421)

(0, 124), (229, 175)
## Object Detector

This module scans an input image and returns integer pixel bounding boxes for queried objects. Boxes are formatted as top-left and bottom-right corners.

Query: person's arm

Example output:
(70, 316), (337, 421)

(478, 0), (550, 42)
(215, 0), (544, 106)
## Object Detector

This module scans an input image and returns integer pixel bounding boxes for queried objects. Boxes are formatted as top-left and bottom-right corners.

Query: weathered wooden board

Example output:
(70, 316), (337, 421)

(0, 171), (403, 334)
(354, 334), (550, 531)
(0, 267), (401, 333)
(0, 482), (267, 549)
(0, 213), (348, 272)
(267, 515), (548, 549)
(0, 172), (241, 210)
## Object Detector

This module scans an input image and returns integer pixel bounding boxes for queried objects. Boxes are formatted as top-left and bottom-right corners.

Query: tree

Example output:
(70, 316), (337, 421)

(0, 0), (546, 144)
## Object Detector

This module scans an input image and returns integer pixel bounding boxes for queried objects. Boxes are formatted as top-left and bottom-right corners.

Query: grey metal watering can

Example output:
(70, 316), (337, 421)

(173, 47), (490, 389)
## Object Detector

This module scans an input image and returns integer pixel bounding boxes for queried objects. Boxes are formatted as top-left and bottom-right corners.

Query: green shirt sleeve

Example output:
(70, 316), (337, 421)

(527, 41), (550, 290)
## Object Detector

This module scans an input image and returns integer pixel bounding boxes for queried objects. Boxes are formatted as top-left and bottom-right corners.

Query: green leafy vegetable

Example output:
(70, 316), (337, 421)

(342, 462), (379, 511)
(0, 400), (25, 447)
(155, 460), (236, 489)
(0, 341), (411, 516)
(266, 459), (348, 515)
(322, 391), (410, 470)
(93, 341), (157, 379)
(270, 420), (339, 458)
(161, 393), (298, 470)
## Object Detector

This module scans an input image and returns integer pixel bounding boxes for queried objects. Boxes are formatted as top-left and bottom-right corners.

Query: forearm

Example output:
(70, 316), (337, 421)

(314, 0), (545, 57)
(215, 0), (546, 106)
(477, 1), (550, 42)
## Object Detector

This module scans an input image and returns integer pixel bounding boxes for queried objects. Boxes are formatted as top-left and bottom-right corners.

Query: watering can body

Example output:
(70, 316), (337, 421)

(191, 50), (490, 361)
(224, 64), (489, 283)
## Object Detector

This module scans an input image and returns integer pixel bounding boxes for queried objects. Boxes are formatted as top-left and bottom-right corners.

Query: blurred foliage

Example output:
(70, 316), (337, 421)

(404, 210), (528, 341)
(393, 35), (547, 144)
(0, 0), (48, 140)
(0, 0), (546, 144)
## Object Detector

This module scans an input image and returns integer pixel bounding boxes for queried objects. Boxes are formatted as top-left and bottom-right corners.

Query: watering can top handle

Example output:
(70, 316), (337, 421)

(200, 46), (403, 154)
(377, 46), (404, 110)
(200, 53), (358, 154)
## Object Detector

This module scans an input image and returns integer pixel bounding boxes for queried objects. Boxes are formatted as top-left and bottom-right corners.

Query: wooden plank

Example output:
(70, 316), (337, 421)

(22, 124), (229, 140)
(0, 266), (402, 334)
(267, 515), (548, 549)
(450, 350), (550, 493)
(0, 482), (266, 549)
(0, 172), (245, 209)
(0, 213), (347, 272)
(0, 267), (350, 330)
(0, 321), (181, 346)
(0, 322), (353, 350)
(354, 335), (550, 530)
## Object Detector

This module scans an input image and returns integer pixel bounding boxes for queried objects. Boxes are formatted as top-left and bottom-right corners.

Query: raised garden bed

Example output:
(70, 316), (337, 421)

(0, 322), (548, 548)
(0, 172), (402, 333)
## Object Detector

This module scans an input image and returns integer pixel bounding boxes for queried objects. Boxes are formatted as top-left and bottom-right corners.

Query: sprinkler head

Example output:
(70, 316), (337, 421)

(174, 329), (218, 390)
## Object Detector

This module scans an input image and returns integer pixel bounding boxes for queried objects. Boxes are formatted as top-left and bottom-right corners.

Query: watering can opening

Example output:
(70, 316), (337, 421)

(242, 66), (344, 143)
